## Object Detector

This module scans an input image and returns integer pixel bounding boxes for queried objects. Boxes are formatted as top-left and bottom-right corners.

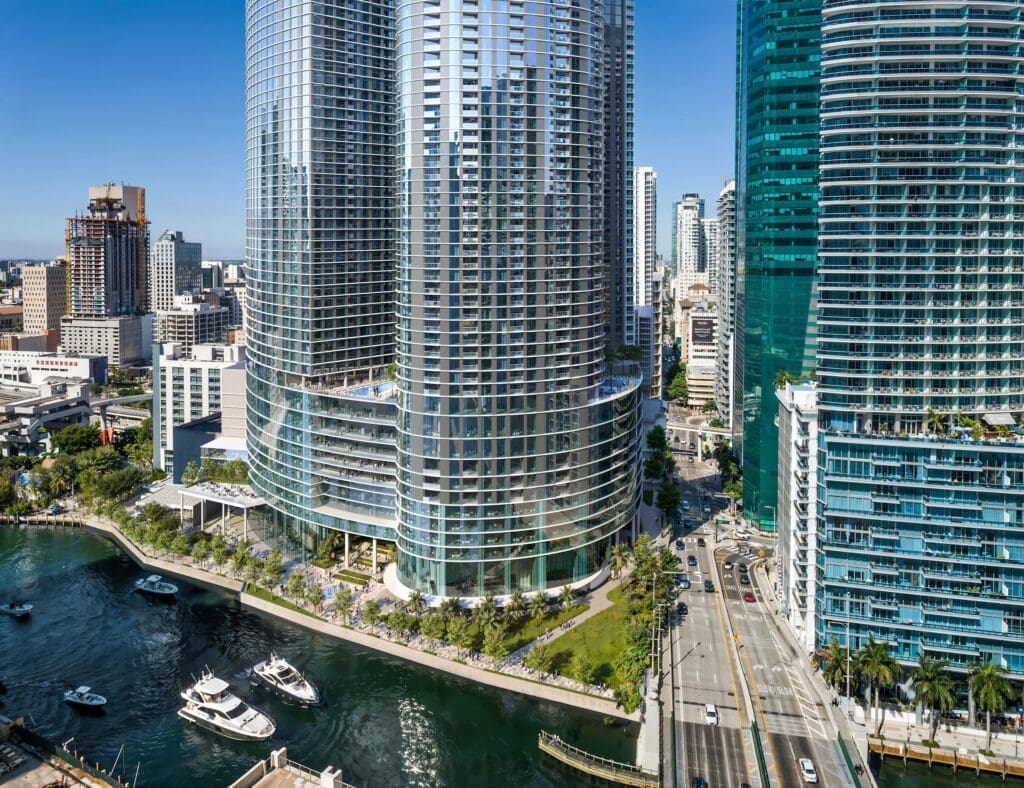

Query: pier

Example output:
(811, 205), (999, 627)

(538, 731), (659, 787)
(869, 735), (1024, 781)
(229, 747), (354, 788)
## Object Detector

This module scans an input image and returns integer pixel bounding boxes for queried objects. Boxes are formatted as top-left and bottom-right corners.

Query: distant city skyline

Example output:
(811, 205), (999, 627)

(0, 0), (734, 260)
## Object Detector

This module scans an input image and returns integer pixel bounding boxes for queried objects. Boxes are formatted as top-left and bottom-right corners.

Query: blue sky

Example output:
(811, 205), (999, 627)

(0, 1), (735, 259)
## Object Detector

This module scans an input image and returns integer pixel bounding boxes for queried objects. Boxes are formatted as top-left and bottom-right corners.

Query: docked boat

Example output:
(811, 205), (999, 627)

(178, 672), (275, 741)
(0, 602), (32, 618)
(63, 686), (107, 708)
(248, 654), (321, 706)
(132, 575), (178, 597)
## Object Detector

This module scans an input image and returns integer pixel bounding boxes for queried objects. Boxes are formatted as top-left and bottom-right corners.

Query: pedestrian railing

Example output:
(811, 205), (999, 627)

(538, 731), (659, 787)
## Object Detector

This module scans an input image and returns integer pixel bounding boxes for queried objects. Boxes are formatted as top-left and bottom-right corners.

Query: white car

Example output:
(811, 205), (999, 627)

(799, 758), (818, 783)
(704, 703), (718, 725)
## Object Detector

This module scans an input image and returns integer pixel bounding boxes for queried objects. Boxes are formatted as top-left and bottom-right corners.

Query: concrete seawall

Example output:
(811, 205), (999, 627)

(61, 517), (635, 722)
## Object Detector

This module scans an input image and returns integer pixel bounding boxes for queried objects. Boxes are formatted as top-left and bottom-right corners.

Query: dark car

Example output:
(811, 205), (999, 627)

(697, 537), (706, 547)
(739, 574), (750, 585)
(693, 778), (708, 788)
(675, 538), (684, 550)
(677, 602), (688, 615)
(704, 579), (715, 593)
(687, 555), (698, 567)
(738, 563), (748, 573)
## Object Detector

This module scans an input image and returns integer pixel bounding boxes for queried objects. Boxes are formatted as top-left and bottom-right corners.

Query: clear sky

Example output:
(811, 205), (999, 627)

(0, 0), (735, 260)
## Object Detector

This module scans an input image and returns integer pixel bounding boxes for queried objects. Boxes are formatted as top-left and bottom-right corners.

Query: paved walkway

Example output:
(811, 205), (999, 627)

(67, 512), (637, 722)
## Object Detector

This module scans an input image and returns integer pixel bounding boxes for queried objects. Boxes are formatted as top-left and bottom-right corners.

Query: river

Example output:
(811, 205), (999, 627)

(0, 526), (636, 787)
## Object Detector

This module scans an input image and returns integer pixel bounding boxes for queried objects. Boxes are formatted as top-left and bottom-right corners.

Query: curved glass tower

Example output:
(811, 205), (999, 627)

(394, 0), (641, 597)
(246, 0), (399, 552)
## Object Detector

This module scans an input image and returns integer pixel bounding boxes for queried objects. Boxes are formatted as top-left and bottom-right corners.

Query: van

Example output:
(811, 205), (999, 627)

(704, 704), (718, 725)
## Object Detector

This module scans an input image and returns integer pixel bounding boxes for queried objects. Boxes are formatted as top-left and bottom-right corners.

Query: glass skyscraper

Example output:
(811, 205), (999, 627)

(815, 0), (1024, 676)
(737, 0), (821, 530)
(246, 1), (641, 595)
(393, 0), (641, 597)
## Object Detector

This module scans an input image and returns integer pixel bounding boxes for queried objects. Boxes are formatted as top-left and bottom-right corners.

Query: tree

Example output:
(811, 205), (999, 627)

(406, 590), (426, 616)
(529, 592), (548, 621)
(331, 586), (354, 622)
(190, 541), (209, 565)
(667, 368), (688, 402)
(482, 622), (510, 659)
(506, 589), (526, 620)
(643, 453), (665, 481)
(261, 549), (285, 588)
(773, 370), (802, 389)
(925, 407), (946, 436)
(419, 613), (447, 640)
(473, 592), (499, 629)
(440, 596), (463, 619)
(210, 534), (231, 567)
(361, 600), (382, 626)
(910, 657), (957, 742)
(656, 479), (681, 520)
(646, 426), (668, 452)
(446, 615), (476, 651)
(170, 534), (190, 556)
(701, 400), (716, 414)
(856, 637), (900, 732)
(569, 653), (596, 685)
(181, 461), (202, 487)
(286, 570), (307, 599)
(386, 610), (414, 635)
(524, 643), (555, 673)
(821, 638), (853, 693)
(610, 543), (630, 581)
(559, 584), (576, 610)
(51, 424), (101, 455)
(970, 662), (1016, 751)
(0, 475), (17, 511)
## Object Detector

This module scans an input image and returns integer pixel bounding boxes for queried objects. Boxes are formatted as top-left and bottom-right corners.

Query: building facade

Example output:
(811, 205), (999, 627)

(22, 263), (67, 350)
(686, 303), (718, 408)
(714, 180), (738, 432)
(737, 0), (821, 530)
(60, 315), (148, 367)
(156, 296), (229, 354)
(151, 230), (202, 312)
(703, 217), (720, 298)
(675, 193), (707, 294)
(393, 0), (641, 597)
(633, 166), (657, 308)
(814, 0), (1024, 677)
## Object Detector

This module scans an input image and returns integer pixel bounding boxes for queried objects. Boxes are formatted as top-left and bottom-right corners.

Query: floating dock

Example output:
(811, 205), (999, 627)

(869, 735), (1024, 780)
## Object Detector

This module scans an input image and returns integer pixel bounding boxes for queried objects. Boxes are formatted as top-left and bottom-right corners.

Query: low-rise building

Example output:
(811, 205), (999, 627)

(0, 351), (106, 387)
(61, 314), (151, 367)
(0, 380), (91, 457)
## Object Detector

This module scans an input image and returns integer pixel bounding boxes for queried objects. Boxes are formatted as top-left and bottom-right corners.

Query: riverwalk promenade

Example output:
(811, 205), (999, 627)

(15, 514), (638, 723)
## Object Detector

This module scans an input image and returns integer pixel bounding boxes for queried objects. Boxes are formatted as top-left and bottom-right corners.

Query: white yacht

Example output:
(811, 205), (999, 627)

(178, 672), (275, 741)
(0, 602), (32, 618)
(132, 575), (178, 597)
(63, 686), (107, 708)
(248, 654), (321, 706)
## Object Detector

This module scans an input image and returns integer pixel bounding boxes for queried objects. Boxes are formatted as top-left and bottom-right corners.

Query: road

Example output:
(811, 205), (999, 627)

(716, 547), (855, 788)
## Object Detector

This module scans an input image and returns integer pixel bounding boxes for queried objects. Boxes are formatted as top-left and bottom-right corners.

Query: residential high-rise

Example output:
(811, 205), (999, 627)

(156, 295), (229, 355)
(674, 194), (706, 293)
(393, 1), (641, 597)
(245, 0), (398, 559)
(151, 230), (202, 312)
(633, 166), (657, 308)
(703, 217), (720, 297)
(22, 262), (67, 351)
(814, 1), (1024, 677)
(714, 180), (737, 432)
(603, 0), (636, 349)
(670, 200), (680, 276)
(737, 0), (820, 530)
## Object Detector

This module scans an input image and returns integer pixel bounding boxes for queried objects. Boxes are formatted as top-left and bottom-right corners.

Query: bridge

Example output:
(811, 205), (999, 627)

(91, 393), (152, 433)
(537, 731), (659, 787)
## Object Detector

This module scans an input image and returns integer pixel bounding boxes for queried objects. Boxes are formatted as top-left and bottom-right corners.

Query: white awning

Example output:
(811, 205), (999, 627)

(983, 413), (1015, 427)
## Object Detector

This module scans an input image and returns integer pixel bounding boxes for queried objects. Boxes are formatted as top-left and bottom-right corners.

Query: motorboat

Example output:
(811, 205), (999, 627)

(63, 686), (107, 708)
(248, 654), (321, 706)
(0, 602), (32, 618)
(132, 575), (178, 597)
(178, 671), (275, 741)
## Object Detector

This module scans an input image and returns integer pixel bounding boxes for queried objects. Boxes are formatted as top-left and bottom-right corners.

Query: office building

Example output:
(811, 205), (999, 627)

(737, 0), (820, 530)
(633, 166), (657, 308)
(776, 381), (817, 654)
(153, 342), (245, 476)
(22, 263), (67, 351)
(813, 1), (1024, 676)
(201, 261), (225, 289)
(604, 0), (636, 349)
(685, 304), (717, 408)
(393, 0), (641, 597)
(0, 351), (106, 388)
(675, 193), (707, 293)
(670, 200), (680, 276)
(714, 180), (738, 432)
(60, 314), (149, 367)
(151, 230), (202, 311)
(156, 295), (229, 354)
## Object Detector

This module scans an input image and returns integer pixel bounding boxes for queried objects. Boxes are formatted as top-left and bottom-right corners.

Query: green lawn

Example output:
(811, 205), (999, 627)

(503, 603), (588, 652)
(246, 584), (317, 617)
(547, 586), (628, 686)
(334, 569), (371, 585)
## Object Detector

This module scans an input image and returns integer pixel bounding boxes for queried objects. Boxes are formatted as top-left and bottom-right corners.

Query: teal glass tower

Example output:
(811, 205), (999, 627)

(736, 0), (821, 530)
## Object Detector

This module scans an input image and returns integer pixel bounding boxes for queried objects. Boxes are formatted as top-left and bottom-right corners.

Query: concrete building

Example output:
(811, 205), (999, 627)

(201, 261), (225, 289)
(703, 218), (719, 298)
(633, 166), (657, 308)
(156, 295), (229, 354)
(675, 194), (707, 294)
(152, 343), (245, 475)
(776, 382), (818, 654)
(151, 230), (202, 312)
(60, 314), (148, 367)
(652, 270), (664, 400)
(0, 351), (105, 387)
(714, 180), (738, 434)
(0, 381), (91, 457)
(0, 306), (24, 333)
(686, 304), (717, 408)
(22, 263), (67, 351)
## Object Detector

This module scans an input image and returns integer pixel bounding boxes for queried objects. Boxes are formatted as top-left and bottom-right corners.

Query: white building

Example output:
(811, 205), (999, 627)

(714, 180), (737, 432)
(0, 351), (105, 387)
(703, 217), (720, 298)
(22, 262), (67, 351)
(0, 380), (92, 457)
(152, 343), (246, 473)
(151, 230), (202, 312)
(675, 194), (706, 294)
(633, 166), (657, 307)
(685, 303), (717, 408)
(60, 314), (151, 367)
(156, 294), (229, 354)
(776, 382), (818, 654)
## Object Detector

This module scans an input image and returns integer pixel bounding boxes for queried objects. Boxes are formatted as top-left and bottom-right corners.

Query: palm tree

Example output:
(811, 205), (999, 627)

(473, 592), (498, 629)
(529, 592), (548, 621)
(559, 584), (576, 610)
(440, 596), (463, 619)
(821, 638), (852, 693)
(506, 589), (526, 620)
(856, 637), (899, 732)
(969, 662), (1016, 751)
(610, 543), (630, 581)
(925, 407), (946, 436)
(406, 590), (426, 616)
(910, 657), (956, 742)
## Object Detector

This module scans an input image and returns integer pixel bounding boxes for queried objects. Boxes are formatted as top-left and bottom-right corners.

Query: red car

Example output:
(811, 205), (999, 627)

(743, 591), (756, 603)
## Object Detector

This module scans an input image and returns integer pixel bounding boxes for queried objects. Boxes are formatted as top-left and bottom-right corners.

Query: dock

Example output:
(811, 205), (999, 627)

(229, 747), (355, 788)
(538, 731), (659, 787)
(869, 735), (1024, 780)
